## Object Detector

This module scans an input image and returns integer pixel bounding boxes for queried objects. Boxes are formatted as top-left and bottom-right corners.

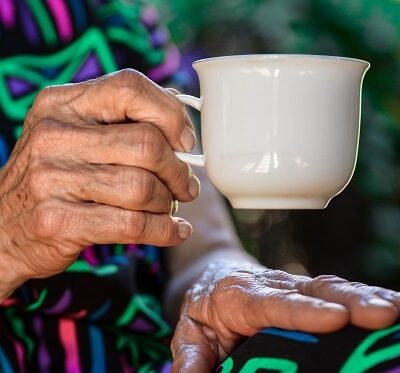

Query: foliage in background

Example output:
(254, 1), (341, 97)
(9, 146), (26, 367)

(156, 0), (400, 286)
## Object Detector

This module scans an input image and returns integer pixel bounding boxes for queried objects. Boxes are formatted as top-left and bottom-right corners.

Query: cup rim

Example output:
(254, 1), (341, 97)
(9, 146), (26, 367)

(193, 54), (370, 67)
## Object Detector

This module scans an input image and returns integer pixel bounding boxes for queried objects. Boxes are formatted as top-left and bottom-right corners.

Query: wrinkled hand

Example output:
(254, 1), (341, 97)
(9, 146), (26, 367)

(0, 69), (199, 298)
(171, 260), (400, 372)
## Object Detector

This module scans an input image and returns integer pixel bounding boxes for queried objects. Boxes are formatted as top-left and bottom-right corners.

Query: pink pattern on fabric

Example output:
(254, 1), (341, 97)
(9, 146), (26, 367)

(45, 0), (73, 41)
(59, 319), (81, 373)
(141, 6), (159, 27)
(148, 45), (181, 82)
(120, 354), (135, 373)
(13, 339), (25, 373)
(82, 246), (98, 265)
(0, 0), (15, 27)
(4, 329), (25, 373)
(127, 243), (140, 252)
(68, 309), (88, 319)
(1, 298), (18, 307)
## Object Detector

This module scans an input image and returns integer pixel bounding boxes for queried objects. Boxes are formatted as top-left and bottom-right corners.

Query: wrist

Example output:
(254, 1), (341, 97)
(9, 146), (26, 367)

(202, 256), (266, 277)
(164, 249), (263, 323)
(0, 226), (26, 302)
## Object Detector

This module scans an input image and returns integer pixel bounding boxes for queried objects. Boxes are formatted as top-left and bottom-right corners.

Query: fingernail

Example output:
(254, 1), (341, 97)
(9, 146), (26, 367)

(365, 298), (393, 308)
(322, 302), (347, 312)
(180, 126), (196, 152)
(178, 221), (192, 240)
(189, 176), (200, 199)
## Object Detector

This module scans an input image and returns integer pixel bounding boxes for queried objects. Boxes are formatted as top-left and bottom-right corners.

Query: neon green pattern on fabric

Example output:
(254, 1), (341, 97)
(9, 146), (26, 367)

(0, 28), (117, 121)
(340, 324), (400, 373)
(240, 357), (299, 372)
(220, 357), (234, 373)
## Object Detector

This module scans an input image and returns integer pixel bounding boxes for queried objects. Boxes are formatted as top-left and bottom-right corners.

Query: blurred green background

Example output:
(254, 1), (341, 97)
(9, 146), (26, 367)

(156, 0), (400, 288)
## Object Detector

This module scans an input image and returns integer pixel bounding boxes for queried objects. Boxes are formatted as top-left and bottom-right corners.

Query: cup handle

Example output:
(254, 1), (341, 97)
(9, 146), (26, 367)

(174, 94), (205, 167)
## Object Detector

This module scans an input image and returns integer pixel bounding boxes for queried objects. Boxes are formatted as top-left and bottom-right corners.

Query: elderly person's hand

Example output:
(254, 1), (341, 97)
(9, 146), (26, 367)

(171, 260), (400, 372)
(0, 69), (199, 301)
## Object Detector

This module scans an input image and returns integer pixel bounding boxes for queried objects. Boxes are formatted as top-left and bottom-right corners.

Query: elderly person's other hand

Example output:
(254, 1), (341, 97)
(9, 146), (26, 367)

(0, 69), (199, 301)
(171, 260), (400, 372)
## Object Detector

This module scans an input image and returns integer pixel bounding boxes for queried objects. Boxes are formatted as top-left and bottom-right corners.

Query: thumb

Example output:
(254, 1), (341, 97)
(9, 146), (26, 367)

(171, 317), (218, 373)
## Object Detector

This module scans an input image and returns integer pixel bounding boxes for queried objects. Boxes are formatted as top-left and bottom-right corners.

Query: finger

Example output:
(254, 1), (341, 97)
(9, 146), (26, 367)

(31, 121), (200, 202)
(34, 70), (196, 152)
(351, 282), (400, 307)
(33, 200), (193, 250)
(189, 285), (349, 336)
(298, 275), (399, 329)
(238, 290), (350, 334)
(165, 87), (195, 131)
(32, 162), (173, 214)
(372, 289), (400, 307)
(171, 317), (218, 373)
(101, 122), (197, 202)
(87, 123), (200, 202)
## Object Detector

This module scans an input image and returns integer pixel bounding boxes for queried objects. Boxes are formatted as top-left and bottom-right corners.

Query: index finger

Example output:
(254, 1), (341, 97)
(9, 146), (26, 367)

(207, 287), (350, 335)
(33, 69), (196, 152)
(297, 275), (399, 329)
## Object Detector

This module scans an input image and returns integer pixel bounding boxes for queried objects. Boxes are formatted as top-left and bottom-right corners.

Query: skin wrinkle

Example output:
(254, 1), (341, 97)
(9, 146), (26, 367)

(173, 257), (380, 371)
(0, 70), (197, 301)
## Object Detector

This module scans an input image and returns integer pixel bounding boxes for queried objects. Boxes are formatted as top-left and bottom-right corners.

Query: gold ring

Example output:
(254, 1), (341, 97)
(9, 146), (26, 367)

(171, 200), (179, 215)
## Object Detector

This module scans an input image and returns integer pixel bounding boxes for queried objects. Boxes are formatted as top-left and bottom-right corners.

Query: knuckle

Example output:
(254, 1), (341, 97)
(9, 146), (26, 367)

(33, 202), (67, 239)
(27, 162), (53, 200)
(350, 281), (368, 288)
(313, 274), (344, 283)
(166, 106), (185, 130)
(130, 70), (147, 94)
(114, 69), (147, 96)
(115, 68), (140, 81)
(162, 100), (186, 132)
(32, 86), (52, 111)
(29, 119), (63, 152)
(29, 119), (52, 147)
(175, 164), (191, 194)
(31, 86), (65, 116)
(132, 124), (164, 164)
(128, 171), (155, 206)
(159, 218), (174, 243)
(309, 275), (347, 293)
(120, 211), (147, 240)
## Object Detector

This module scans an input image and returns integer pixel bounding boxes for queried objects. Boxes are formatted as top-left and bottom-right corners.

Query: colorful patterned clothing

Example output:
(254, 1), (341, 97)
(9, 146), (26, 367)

(0, 1), (184, 371)
(218, 324), (400, 373)
(2, 2), (400, 373)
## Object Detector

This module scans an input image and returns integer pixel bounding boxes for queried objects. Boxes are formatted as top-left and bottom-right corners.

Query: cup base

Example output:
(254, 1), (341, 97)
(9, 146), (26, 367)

(229, 197), (330, 210)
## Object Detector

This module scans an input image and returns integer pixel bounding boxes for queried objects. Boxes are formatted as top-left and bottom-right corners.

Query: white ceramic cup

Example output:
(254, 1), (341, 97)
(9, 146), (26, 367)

(175, 54), (370, 209)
